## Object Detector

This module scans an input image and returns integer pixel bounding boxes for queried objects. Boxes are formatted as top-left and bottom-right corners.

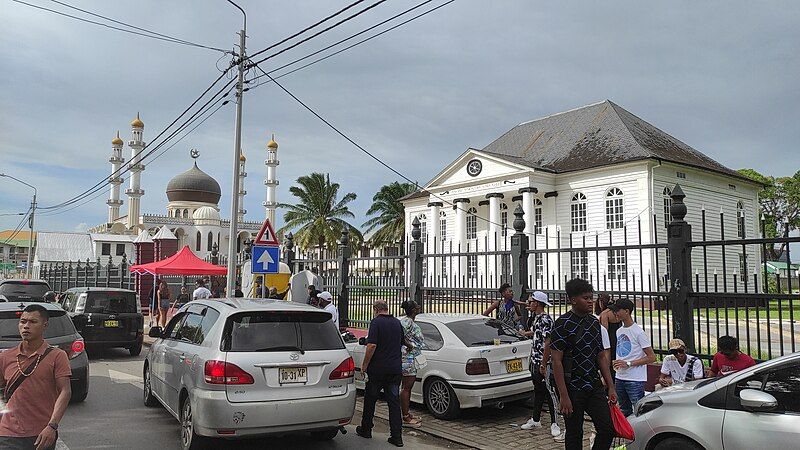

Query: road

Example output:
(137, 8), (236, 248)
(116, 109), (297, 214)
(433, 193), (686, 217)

(56, 348), (463, 449)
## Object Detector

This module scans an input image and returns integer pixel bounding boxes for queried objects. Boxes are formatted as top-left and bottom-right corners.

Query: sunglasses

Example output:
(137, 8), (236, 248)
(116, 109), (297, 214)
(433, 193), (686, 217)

(669, 348), (685, 355)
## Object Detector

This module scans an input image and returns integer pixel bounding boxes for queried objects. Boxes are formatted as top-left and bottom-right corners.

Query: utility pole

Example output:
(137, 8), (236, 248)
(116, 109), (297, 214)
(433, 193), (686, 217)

(226, 0), (246, 298)
(27, 192), (36, 279)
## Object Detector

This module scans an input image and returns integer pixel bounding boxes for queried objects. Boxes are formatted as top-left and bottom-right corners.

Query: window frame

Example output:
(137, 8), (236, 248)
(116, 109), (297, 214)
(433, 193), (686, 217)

(663, 187), (673, 228)
(605, 188), (624, 230)
(571, 193), (587, 232)
(101, 243), (111, 256)
(466, 208), (478, 240)
(417, 321), (444, 351)
(607, 249), (627, 279)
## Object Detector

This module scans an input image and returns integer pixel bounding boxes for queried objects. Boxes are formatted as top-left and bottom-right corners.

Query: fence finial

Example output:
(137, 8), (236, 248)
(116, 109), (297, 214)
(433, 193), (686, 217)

(513, 204), (525, 233)
(669, 184), (687, 222)
(411, 217), (421, 241)
(285, 232), (294, 250)
(339, 228), (350, 246)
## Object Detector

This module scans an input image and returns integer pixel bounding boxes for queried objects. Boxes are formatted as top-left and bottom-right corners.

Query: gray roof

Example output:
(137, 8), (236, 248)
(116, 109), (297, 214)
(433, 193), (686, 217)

(35, 232), (94, 263)
(480, 100), (749, 181)
(89, 233), (135, 243)
(166, 162), (222, 204)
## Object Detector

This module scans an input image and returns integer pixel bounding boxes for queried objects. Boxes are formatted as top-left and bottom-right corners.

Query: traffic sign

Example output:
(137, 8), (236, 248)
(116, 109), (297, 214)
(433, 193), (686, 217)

(252, 245), (280, 274)
(253, 218), (280, 246)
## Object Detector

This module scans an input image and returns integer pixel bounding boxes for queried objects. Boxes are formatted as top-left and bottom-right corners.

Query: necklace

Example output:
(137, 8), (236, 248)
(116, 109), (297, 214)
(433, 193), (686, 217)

(16, 352), (43, 378)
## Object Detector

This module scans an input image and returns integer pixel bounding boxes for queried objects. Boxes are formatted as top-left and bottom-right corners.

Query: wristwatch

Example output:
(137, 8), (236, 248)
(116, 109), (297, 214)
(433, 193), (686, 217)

(48, 423), (58, 431)
(626, 361), (632, 368)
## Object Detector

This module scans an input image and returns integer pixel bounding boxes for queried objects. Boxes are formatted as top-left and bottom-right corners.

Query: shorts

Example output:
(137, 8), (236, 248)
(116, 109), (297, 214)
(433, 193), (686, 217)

(160, 299), (171, 309)
(402, 355), (417, 377)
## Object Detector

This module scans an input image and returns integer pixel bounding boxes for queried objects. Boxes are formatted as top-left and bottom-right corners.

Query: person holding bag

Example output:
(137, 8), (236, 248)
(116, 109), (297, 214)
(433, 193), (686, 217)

(399, 300), (425, 428)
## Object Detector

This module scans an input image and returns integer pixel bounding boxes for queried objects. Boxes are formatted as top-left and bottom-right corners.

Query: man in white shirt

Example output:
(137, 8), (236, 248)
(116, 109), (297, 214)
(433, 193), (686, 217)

(192, 278), (212, 300)
(317, 291), (339, 330)
(658, 339), (704, 389)
(609, 298), (657, 416)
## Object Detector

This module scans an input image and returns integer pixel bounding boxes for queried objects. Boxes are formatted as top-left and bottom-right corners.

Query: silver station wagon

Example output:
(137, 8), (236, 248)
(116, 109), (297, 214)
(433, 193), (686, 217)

(143, 298), (356, 450)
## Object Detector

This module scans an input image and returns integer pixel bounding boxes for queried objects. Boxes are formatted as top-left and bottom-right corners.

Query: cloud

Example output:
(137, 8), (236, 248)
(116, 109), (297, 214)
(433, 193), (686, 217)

(74, 222), (88, 232)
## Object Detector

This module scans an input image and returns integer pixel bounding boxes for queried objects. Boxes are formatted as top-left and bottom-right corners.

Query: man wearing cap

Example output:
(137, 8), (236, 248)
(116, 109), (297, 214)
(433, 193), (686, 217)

(317, 291), (339, 330)
(657, 339), (703, 389)
(520, 291), (562, 440)
(609, 298), (656, 416)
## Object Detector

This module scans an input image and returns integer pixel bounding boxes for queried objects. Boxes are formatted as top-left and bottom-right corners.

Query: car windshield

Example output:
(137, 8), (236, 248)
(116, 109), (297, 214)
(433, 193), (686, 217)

(0, 282), (50, 299)
(447, 318), (524, 347)
(226, 311), (344, 352)
(0, 310), (75, 339)
(85, 292), (137, 313)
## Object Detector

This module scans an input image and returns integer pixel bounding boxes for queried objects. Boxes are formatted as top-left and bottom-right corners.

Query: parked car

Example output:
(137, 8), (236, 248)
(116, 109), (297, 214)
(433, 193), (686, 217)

(0, 279), (52, 302)
(348, 313), (533, 419)
(0, 301), (89, 401)
(143, 298), (355, 450)
(60, 287), (144, 356)
(627, 351), (800, 450)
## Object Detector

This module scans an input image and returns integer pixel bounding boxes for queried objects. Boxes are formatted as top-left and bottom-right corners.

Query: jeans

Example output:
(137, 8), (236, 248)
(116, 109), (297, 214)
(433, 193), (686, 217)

(361, 372), (403, 438)
(616, 379), (646, 416)
(564, 386), (614, 450)
(530, 365), (556, 423)
(0, 436), (57, 450)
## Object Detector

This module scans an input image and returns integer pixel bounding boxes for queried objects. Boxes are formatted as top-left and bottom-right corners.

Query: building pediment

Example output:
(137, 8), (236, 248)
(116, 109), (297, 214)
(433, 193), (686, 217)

(425, 148), (533, 191)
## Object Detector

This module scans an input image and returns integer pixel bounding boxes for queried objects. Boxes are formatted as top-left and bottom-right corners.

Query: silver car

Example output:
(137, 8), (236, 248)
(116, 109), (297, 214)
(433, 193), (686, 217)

(143, 299), (356, 450)
(627, 351), (800, 450)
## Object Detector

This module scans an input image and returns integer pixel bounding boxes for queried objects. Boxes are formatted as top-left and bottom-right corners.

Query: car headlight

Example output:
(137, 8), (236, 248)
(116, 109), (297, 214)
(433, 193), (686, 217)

(635, 396), (663, 417)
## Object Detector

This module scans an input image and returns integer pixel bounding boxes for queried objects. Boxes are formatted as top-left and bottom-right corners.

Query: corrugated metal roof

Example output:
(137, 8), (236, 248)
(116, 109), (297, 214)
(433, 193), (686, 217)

(35, 232), (94, 262)
(89, 233), (135, 243)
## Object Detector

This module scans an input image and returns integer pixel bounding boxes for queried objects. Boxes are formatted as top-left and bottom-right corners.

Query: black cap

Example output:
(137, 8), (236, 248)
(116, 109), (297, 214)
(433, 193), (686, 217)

(608, 298), (635, 312)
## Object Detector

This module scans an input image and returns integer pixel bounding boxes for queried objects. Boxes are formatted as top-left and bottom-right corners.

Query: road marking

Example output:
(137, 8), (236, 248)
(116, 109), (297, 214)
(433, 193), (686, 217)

(108, 369), (143, 387)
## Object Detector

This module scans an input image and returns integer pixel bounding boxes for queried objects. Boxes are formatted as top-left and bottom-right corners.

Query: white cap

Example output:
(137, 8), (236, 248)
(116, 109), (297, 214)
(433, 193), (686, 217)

(317, 291), (333, 302)
(531, 291), (552, 306)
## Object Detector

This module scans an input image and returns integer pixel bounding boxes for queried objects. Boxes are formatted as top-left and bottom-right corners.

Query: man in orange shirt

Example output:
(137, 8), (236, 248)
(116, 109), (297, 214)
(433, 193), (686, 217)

(0, 304), (72, 450)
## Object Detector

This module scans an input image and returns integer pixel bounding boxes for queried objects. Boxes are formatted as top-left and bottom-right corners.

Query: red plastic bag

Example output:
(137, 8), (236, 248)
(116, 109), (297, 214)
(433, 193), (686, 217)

(609, 402), (635, 440)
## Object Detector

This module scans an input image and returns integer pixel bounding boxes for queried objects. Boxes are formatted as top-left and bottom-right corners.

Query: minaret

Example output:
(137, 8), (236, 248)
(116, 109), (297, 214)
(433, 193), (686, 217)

(263, 135), (279, 224)
(125, 113), (146, 230)
(237, 153), (247, 223)
(107, 131), (125, 223)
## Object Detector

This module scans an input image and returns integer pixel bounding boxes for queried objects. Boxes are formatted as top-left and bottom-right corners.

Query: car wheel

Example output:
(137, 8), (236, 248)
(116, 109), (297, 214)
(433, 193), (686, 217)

(143, 366), (159, 407)
(653, 436), (704, 450)
(311, 429), (339, 441)
(129, 342), (143, 356)
(424, 377), (460, 420)
(180, 397), (211, 450)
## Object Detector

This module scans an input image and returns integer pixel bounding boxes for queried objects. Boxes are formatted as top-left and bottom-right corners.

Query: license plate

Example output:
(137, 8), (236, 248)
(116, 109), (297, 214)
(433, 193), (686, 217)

(104, 320), (119, 327)
(506, 358), (523, 373)
(279, 367), (308, 384)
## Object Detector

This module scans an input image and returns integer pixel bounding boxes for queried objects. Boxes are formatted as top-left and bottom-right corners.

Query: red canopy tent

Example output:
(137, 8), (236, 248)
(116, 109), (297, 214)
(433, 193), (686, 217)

(130, 245), (227, 275)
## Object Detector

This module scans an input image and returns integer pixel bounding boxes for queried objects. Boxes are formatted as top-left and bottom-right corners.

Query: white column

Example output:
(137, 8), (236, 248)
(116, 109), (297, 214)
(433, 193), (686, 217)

(453, 198), (469, 284)
(519, 187), (538, 287)
(125, 115), (146, 230)
(263, 135), (279, 224)
(237, 154), (247, 223)
(428, 201), (442, 283)
(486, 193), (503, 278)
(107, 132), (125, 223)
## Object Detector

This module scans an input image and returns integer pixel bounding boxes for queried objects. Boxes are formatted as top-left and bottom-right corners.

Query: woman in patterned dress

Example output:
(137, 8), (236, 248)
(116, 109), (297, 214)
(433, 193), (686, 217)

(399, 300), (424, 428)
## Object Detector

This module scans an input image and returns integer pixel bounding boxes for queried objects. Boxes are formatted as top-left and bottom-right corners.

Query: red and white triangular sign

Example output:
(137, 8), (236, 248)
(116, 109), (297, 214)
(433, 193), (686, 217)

(253, 218), (280, 246)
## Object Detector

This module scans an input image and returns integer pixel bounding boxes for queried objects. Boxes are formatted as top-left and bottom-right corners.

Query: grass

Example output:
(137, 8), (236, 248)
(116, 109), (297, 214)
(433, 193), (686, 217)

(697, 300), (800, 321)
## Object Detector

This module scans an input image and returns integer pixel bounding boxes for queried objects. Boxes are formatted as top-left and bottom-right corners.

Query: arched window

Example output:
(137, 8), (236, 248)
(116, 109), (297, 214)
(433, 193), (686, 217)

(500, 203), (509, 237)
(207, 231), (213, 251)
(466, 207), (478, 240)
(737, 201), (745, 238)
(439, 211), (447, 241)
(196, 231), (202, 251)
(663, 187), (672, 228)
(571, 193), (587, 232)
(533, 199), (543, 235)
(183, 209), (189, 218)
(605, 188), (624, 229)
(417, 213), (427, 243)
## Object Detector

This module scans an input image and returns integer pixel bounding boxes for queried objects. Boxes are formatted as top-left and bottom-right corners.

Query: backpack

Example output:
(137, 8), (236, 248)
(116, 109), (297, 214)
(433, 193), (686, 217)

(684, 356), (703, 381)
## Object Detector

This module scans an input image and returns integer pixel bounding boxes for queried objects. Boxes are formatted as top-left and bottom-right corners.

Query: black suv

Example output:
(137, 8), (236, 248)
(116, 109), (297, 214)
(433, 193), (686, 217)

(0, 302), (89, 401)
(61, 288), (144, 356)
(0, 279), (52, 302)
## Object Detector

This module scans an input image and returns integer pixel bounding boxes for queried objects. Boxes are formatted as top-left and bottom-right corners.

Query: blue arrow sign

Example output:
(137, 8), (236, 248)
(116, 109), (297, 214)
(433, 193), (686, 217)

(252, 245), (280, 274)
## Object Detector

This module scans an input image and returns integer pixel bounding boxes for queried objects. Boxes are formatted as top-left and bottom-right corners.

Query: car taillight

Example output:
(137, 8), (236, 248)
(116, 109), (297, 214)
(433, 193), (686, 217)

(204, 360), (254, 385)
(67, 339), (84, 359)
(466, 358), (490, 375)
(330, 357), (355, 380)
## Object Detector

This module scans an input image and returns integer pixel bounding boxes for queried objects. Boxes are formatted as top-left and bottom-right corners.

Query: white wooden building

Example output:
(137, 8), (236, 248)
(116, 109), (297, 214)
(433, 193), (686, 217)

(401, 100), (761, 292)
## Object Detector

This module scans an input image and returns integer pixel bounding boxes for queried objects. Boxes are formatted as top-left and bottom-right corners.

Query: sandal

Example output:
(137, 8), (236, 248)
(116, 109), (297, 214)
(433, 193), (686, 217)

(403, 416), (422, 428)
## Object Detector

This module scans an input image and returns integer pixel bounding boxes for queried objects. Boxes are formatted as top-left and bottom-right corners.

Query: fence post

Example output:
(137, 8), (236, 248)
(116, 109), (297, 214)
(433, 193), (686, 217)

(511, 205), (530, 302)
(336, 229), (351, 329)
(283, 232), (295, 273)
(120, 254), (128, 289)
(94, 257), (100, 287)
(409, 217), (424, 308)
(667, 184), (695, 353)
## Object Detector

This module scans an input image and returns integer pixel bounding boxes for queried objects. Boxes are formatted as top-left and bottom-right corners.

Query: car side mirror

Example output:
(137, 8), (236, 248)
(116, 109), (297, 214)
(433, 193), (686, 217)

(358, 337), (367, 346)
(740, 389), (778, 412)
(148, 327), (163, 338)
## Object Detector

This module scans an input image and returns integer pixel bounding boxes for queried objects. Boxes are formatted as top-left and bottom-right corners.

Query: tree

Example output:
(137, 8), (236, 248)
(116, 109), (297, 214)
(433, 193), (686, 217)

(277, 173), (362, 253)
(738, 168), (800, 260)
(362, 182), (417, 247)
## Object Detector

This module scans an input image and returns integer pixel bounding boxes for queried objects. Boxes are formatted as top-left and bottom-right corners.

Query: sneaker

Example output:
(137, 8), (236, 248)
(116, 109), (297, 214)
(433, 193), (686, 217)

(388, 436), (404, 447)
(553, 432), (565, 442)
(355, 426), (372, 439)
(589, 431), (596, 447)
(550, 423), (561, 437)
(520, 418), (542, 430)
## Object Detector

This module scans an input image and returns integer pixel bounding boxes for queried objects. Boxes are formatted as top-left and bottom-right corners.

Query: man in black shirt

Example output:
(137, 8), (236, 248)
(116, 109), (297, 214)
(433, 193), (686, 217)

(550, 279), (616, 450)
(357, 300), (406, 447)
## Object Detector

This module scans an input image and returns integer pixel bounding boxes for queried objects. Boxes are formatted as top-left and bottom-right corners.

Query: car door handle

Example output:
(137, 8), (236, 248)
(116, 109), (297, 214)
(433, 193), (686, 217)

(178, 353), (185, 362)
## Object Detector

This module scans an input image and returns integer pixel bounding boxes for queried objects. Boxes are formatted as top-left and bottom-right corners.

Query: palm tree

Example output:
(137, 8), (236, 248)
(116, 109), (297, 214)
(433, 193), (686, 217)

(278, 172), (362, 253)
(362, 181), (417, 247)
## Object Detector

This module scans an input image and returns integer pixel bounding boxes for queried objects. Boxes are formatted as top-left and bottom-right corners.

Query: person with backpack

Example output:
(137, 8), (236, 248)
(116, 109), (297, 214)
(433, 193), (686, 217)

(657, 339), (704, 389)
(0, 304), (72, 450)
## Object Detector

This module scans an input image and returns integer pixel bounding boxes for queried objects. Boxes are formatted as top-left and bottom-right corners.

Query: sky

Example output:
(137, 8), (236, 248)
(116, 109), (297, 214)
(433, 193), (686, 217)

(1, 0), (799, 236)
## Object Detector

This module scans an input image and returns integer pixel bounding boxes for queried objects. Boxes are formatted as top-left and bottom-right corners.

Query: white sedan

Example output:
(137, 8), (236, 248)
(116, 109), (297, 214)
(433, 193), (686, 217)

(348, 313), (533, 419)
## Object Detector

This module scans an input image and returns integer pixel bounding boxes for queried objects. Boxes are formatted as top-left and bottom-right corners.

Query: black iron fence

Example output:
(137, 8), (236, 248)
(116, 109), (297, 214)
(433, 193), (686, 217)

(288, 184), (799, 361)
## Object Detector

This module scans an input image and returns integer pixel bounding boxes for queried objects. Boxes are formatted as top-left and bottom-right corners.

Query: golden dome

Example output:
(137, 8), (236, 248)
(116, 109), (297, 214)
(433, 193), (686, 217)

(267, 134), (278, 149)
(239, 153), (246, 162)
(131, 112), (144, 128)
(111, 131), (124, 146)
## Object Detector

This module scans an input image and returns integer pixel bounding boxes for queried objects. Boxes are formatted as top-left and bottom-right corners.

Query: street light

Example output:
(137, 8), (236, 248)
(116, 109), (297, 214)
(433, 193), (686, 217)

(0, 173), (36, 278)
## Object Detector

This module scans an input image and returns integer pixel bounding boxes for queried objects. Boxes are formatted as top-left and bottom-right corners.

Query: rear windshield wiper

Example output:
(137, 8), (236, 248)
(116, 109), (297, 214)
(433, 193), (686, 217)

(469, 340), (499, 347)
(251, 345), (305, 354)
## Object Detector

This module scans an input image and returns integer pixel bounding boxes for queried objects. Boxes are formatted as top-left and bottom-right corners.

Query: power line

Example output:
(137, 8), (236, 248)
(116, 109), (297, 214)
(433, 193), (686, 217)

(1, 208), (31, 245)
(9, 0), (230, 53)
